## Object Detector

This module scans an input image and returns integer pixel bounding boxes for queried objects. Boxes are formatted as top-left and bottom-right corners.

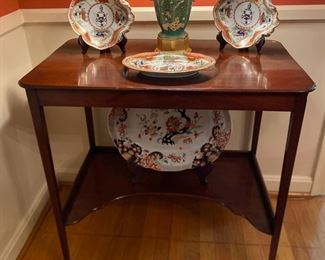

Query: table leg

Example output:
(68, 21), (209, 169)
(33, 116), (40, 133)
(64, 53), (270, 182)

(26, 90), (70, 260)
(85, 107), (96, 149)
(269, 95), (307, 260)
(251, 111), (263, 155)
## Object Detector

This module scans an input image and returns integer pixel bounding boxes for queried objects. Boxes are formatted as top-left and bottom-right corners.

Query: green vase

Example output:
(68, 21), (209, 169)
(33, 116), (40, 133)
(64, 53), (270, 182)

(154, 0), (193, 51)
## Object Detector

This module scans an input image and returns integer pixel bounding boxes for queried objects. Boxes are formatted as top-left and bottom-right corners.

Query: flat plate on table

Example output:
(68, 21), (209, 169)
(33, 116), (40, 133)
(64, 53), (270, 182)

(108, 108), (231, 172)
(213, 0), (279, 48)
(122, 51), (216, 79)
(68, 0), (134, 50)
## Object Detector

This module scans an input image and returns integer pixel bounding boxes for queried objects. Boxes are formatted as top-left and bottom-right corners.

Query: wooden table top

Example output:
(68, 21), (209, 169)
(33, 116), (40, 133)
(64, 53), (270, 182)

(19, 39), (315, 94)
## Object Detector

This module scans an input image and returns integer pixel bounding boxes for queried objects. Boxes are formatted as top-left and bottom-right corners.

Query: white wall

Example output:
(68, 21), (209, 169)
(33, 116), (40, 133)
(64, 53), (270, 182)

(0, 22), (48, 259)
(258, 22), (325, 191)
(312, 121), (325, 195)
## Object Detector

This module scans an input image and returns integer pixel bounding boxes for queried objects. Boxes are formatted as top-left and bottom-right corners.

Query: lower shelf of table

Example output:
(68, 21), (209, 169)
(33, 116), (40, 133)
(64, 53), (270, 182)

(63, 147), (274, 235)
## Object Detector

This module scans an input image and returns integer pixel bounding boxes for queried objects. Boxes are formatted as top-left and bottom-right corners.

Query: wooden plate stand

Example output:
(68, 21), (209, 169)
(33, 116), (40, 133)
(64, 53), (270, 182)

(78, 34), (128, 54)
(217, 32), (266, 54)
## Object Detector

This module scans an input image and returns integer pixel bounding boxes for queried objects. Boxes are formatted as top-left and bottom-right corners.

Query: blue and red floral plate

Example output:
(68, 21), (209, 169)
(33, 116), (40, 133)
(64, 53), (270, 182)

(68, 0), (134, 50)
(214, 0), (279, 48)
(108, 108), (231, 172)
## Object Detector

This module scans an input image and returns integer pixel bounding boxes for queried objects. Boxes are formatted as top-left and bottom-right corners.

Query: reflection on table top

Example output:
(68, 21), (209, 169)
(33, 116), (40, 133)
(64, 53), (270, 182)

(19, 39), (315, 94)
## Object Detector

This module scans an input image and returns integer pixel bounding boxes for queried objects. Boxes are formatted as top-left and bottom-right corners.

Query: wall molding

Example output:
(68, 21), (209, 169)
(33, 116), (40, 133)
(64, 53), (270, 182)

(57, 169), (313, 193)
(17, 5), (325, 23)
(22, 5), (325, 23)
(1, 5), (324, 36)
(0, 10), (24, 36)
(0, 184), (49, 260)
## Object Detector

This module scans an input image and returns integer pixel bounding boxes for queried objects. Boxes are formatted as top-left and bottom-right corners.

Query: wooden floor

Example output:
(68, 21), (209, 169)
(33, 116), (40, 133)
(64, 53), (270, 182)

(19, 185), (325, 260)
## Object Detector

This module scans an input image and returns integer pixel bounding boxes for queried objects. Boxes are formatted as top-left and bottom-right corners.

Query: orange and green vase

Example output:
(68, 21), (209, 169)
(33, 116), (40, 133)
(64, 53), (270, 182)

(153, 0), (193, 51)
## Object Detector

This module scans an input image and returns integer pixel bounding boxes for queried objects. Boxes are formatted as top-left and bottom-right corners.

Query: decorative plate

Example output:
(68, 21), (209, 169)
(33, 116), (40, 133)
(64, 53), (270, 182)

(213, 0), (279, 48)
(122, 52), (216, 78)
(68, 0), (134, 50)
(108, 108), (231, 172)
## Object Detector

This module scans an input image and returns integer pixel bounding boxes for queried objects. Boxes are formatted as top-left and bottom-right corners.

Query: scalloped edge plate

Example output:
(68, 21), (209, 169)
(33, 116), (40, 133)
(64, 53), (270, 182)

(213, 0), (279, 49)
(68, 0), (134, 50)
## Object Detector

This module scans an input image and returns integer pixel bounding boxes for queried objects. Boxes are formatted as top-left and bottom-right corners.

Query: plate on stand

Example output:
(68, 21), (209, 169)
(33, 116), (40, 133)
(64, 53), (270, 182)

(68, 0), (134, 50)
(108, 108), (231, 172)
(122, 52), (216, 79)
(213, 0), (279, 49)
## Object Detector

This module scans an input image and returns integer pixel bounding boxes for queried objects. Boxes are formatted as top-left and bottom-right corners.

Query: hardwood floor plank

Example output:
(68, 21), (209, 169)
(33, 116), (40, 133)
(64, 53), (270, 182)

(184, 241), (200, 260)
(154, 239), (170, 260)
(199, 200), (216, 242)
(169, 240), (185, 260)
(245, 245), (269, 260)
(138, 238), (156, 260)
(69, 235), (113, 260)
(241, 217), (270, 246)
(309, 198), (325, 249)
(276, 246), (295, 260)
(21, 233), (58, 260)
(215, 244), (232, 259)
(214, 207), (245, 244)
(199, 242), (216, 260)
(230, 244), (248, 260)
(116, 196), (148, 237)
(292, 247), (325, 260)
(142, 197), (173, 239)
(284, 201), (311, 248)
(170, 198), (201, 241)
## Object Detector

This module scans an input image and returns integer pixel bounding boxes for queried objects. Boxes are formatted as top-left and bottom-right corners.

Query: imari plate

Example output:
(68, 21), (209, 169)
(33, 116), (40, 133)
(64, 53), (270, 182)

(213, 0), (279, 49)
(122, 52), (216, 78)
(108, 108), (231, 172)
(68, 0), (134, 50)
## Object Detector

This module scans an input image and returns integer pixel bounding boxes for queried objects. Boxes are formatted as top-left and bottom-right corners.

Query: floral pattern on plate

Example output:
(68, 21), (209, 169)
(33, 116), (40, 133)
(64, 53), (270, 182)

(213, 0), (279, 48)
(122, 52), (216, 78)
(68, 0), (134, 50)
(108, 108), (231, 172)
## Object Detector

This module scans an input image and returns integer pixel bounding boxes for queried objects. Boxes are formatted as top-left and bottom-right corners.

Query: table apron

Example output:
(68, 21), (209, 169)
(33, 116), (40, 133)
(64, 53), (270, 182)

(35, 89), (301, 111)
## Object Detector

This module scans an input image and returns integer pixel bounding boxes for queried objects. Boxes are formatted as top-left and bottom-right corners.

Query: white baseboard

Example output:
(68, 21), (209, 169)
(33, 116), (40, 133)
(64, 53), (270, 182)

(57, 168), (79, 182)
(0, 184), (49, 260)
(57, 169), (313, 194)
(264, 175), (312, 193)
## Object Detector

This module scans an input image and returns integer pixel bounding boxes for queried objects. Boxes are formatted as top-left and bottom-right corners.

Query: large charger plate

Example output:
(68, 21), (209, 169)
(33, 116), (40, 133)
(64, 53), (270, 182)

(213, 0), (279, 49)
(108, 108), (231, 172)
(122, 52), (216, 78)
(68, 0), (134, 50)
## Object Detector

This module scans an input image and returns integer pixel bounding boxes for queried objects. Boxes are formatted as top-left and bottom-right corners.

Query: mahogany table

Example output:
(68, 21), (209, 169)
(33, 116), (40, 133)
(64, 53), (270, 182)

(19, 39), (315, 260)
